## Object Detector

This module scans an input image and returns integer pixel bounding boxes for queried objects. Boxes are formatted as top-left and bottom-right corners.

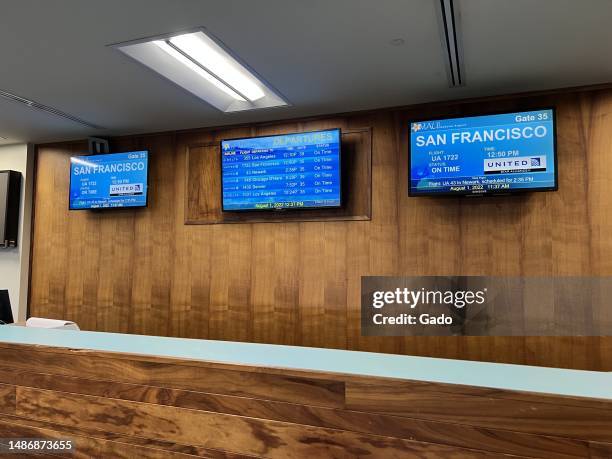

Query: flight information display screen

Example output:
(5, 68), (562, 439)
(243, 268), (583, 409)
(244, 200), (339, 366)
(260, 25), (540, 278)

(409, 109), (556, 196)
(69, 151), (149, 210)
(221, 129), (341, 211)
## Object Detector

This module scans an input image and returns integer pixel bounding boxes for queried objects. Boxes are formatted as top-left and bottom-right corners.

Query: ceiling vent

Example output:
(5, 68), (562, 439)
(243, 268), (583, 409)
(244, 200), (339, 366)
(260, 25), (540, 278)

(0, 90), (102, 129)
(436, 0), (465, 87)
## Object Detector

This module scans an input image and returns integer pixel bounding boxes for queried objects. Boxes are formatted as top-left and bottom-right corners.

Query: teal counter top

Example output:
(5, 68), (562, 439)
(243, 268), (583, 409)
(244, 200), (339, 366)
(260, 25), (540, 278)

(1, 326), (611, 400)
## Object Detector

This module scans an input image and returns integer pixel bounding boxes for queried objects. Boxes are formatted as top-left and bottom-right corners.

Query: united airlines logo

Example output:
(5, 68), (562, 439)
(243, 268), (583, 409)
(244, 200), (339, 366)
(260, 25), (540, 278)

(110, 183), (144, 196)
(411, 123), (422, 132)
(484, 155), (547, 174)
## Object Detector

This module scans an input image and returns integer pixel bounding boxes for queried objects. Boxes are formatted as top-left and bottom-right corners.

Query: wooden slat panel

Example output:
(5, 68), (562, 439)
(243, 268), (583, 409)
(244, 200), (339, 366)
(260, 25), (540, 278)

(346, 374), (612, 411)
(0, 341), (608, 457)
(3, 342), (612, 410)
(0, 367), (589, 458)
(63, 145), (99, 332)
(208, 224), (254, 342)
(173, 130), (215, 338)
(0, 416), (240, 458)
(369, 112), (402, 355)
(31, 145), (74, 321)
(0, 347), (345, 408)
(185, 144), (222, 223)
(251, 222), (300, 345)
(346, 380), (612, 442)
(14, 387), (521, 458)
(5, 341), (612, 410)
(0, 420), (190, 459)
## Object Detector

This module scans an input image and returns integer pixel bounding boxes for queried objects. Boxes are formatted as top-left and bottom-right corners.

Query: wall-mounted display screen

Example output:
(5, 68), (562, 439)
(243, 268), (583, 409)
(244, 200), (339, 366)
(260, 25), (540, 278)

(221, 129), (341, 211)
(409, 109), (557, 196)
(69, 151), (149, 210)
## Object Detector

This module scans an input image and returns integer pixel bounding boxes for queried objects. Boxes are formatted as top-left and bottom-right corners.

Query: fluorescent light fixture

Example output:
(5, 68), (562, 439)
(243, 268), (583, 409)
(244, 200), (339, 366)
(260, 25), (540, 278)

(169, 33), (265, 101)
(153, 40), (246, 101)
(112, 29), (288, 112)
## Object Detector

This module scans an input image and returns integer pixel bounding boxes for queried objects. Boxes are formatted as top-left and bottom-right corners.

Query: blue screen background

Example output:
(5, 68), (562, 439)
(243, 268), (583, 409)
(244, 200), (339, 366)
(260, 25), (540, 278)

(221, 129), (341, 211)
(410, 109), (556, 195)
(69, 151), (149, 209)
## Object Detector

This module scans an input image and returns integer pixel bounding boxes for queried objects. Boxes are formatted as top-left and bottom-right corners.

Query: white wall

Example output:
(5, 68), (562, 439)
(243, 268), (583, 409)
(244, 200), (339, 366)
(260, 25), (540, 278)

(0, 144), (34, 322)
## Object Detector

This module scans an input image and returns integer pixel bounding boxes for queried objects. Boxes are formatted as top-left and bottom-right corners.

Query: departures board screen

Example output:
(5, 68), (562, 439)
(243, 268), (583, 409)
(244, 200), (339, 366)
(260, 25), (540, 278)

(409, 109), (557, 196)
(221, 129), (342, 211)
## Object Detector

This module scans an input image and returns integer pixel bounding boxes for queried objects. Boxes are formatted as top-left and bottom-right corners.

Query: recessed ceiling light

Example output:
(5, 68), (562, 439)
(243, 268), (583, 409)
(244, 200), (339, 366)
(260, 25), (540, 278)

(152, 40), (246, 101)
(112, 29), (289, 113)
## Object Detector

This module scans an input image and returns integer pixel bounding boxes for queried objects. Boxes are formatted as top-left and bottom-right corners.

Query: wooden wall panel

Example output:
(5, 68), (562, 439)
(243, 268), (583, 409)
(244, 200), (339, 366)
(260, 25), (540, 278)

(1, 343), (610, 458)
(29, 87), (612, 370)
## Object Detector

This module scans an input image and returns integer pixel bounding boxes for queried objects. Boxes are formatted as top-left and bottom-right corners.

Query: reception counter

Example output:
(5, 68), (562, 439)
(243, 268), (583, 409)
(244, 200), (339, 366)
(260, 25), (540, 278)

(1, 327), (611, 457)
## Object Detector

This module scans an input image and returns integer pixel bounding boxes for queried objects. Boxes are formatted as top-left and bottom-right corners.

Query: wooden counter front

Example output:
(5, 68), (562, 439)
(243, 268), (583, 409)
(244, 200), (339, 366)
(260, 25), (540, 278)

(0, 339), (611, 458)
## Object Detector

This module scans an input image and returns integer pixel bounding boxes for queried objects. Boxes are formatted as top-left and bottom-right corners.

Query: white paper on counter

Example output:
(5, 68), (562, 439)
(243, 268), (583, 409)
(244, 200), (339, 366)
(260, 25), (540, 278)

(25, 317), (80, 330)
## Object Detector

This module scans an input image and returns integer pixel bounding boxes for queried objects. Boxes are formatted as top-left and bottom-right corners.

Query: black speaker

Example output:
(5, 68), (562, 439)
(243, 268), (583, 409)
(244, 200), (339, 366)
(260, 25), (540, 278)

(0, 170), (21, 248)
(0, 290), (13, 324)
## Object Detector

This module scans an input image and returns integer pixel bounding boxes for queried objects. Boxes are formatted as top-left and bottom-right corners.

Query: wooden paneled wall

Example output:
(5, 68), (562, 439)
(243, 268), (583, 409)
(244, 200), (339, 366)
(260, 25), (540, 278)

(0, 342), (611, 458)
(30, 87), (612, 370)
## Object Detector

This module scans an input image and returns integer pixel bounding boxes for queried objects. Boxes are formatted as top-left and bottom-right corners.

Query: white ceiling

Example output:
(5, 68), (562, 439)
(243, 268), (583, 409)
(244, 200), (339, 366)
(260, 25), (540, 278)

(1, 0), (611, 145)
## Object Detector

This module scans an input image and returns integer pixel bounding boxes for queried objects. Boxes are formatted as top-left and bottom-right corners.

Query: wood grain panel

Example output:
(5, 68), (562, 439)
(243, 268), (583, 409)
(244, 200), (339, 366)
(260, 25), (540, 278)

(15, 386), (524, 458)
(251, 222), (300, 344)
(0, 366), (589, 458)
(345, 380), (612, 442)
(185, 143), (222, 223)
(589, 442), (612, 459)
(0, 346), (345, 408)
(29, 86), (612, 371)
(0, 383), (16, 415)
(0, 342), (609, 457)
(0, 415), (244, 458)
(0, 419), (193, 459)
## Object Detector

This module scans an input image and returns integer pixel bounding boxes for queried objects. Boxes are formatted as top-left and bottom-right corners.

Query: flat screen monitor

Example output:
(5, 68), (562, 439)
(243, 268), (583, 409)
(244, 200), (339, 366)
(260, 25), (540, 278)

(69, 151), (149, 210)
(409, 108), (557, 196)
(221, 129), (341, 211)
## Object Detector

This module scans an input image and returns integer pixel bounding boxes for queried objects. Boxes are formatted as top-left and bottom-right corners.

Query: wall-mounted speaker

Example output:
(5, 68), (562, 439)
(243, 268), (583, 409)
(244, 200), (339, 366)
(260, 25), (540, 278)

(0, 170), (22, 248)
(0, 290), (13, 324)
